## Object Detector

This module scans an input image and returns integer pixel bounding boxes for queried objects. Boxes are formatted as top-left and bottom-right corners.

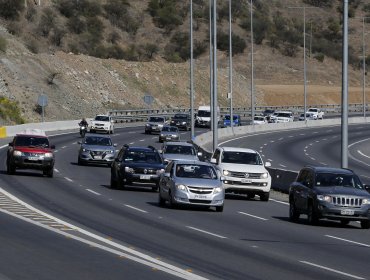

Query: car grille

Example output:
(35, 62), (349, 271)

(24, 152), (43, 157)
(95, 123), (104, 127)
(188, 186), (213, 194)
(228, 171), (262, 179)
(332, 196), (363, 207)
(133, 168), (157, 174)
(189, 199), (212, 204)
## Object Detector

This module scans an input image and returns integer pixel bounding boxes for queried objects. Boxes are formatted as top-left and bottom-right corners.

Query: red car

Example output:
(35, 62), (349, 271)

(6, 130), (56, 177)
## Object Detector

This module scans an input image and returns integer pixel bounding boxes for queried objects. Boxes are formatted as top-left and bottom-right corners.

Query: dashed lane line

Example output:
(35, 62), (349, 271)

(139, 139), (145, 142)
(186, 226), (227, 239)
(64, 177), (73, 182)
(299, 261), (365, 280)
(86, 189), (101, 196)
(279, 164), (286, 168)
(238, 212), (268, 221)
(269, 199), (289, 205)
(124, 204), (148, 213)
(325, 235), (370, 248)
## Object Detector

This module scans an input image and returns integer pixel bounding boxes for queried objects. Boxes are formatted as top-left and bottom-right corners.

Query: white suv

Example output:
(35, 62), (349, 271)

(90, 115), (115, 134)
(210, 147), (271, 201)
(270, 111), (294, 123)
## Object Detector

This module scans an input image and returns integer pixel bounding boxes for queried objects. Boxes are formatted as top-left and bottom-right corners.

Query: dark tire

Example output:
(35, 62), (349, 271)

(110, 176), (117, 189)
(289, 200), (300, 222)
(167, 191), (176, 209)
(43, 167), (53, 178)
(360, 220), (370, 229)
(247, 194), (255, 199)
(260, 192), (270, 202)
(77, 157), (83, 166)
(90, 129), (95, 133)
(307, 203), (318, 225)
(215, 205), (224, 212)
(117, 176), (125, 190)
(152, 186), (159, 192)
(6, 161), (15, 175)
(158, 191), (166, 207)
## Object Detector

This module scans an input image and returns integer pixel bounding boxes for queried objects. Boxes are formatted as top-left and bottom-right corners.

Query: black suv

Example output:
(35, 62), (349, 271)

(170, 113), (191, 131)
(110, 145), (165, 191)
(7, 131), (55, 177)
(289, 166), (370, 229)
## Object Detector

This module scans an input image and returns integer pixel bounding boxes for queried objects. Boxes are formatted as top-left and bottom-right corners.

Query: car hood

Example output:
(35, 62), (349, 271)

(219, 163), (267, 173)
(148, 122), (165, 125)
(175, 177), (222, 188)
(81, 144), (114, 151)
(315, 186), (370, 197)
(15, 146), (53, 153)
(163, 154), (198, 161)
(160, 131), (178, 135)
(91, 120), (110, 125)
(124, 162), (165, 169)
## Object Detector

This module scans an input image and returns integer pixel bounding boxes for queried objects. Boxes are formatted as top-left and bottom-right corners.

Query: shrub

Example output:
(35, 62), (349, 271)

(103, 0), (129, 27)
(282, 43), (298, 57)
(143, 43), (159, 59)
(303, 0), (334, 7)
(0, 36), (6, 52)
(26, 38), (39, 54)
(107, 31), (121, 44)
(67, 16), (86, 34)
(57, 0), (102, 18)
(50, 27), (66, 47)
(26, 4), (37, 22)
(217, 32), (247, 56)
(86, 16), (105, 43)
(0, 0), (24, 20)
(38, 8), (57, 37)
(7, 21), (22, 36)
(314, 53), (325, 62)
(148, 0), (184, 32)
(106, 44), (126, 59)
(0, 97), (25, 124)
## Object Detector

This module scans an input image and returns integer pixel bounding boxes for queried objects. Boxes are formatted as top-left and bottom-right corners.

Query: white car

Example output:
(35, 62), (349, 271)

(90, 115), (115, 134)
(210, 146), (271, 201)
(306, 108), (324, 119)
(253, 116), (267, 125)
(269, 111), (294, 123)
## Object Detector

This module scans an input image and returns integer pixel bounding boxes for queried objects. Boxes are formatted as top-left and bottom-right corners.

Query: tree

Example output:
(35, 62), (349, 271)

(0, 0), (24, 20)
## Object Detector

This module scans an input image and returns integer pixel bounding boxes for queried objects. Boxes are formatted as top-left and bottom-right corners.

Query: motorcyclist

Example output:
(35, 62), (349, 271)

(79, 118), (88, 137)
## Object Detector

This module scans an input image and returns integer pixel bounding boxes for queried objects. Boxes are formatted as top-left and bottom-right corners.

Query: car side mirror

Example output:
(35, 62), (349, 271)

(364, 185), (370, 193)
(164, 172), (170, 177)
(115, 158), (120, 162)
(210, 158), (217, 164)
(265, 162), (271, 167)
(158, 149), (163, 154)
(8, 142), (13, 147)
(50, 145), (56, 149)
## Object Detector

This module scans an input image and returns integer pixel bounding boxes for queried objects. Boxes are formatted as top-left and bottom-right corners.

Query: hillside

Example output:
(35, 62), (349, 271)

(0, 0), (369, 125)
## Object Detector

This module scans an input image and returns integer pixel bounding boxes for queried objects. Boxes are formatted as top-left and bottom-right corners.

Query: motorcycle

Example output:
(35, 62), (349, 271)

(79, 124), (87, 138)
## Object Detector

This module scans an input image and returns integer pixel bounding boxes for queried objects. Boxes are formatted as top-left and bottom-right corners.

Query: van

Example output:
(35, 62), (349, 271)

(195, 106), (220, 128)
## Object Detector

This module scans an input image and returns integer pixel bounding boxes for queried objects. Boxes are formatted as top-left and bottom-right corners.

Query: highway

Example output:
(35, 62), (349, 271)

(0, 124), (370, 280)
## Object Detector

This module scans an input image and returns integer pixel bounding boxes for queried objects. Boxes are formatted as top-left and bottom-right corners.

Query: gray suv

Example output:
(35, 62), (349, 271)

(145, 116), (168, 134)
(289, 166), (370, 229)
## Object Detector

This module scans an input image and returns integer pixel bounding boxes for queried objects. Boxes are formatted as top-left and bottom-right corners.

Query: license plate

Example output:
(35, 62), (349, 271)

(241, 179), (252, 183)
(166, 137), (172, 140)
(140, 175), (151, 180)
(341, 209), (354, 216)
(94, 156), (102, 159)
(28, 157), (39, 161)
(194, 194), (207, 199)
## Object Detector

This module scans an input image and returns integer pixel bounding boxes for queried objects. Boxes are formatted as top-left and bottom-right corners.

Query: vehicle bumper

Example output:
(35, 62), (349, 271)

(317, 203), (370, 221)
(12, 157), (54, 170)
(172, 189), (224, 206)
(222, 179), (271, 194)
(79, 153), (115, 165)
(124, 173), (160, 185)
(90, 126), (110, 133)
(159, 135), (180, 142)
(145, 127), (162, 133)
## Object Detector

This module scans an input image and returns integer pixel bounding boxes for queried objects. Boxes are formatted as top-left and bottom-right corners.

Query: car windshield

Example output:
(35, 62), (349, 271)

(162, 127), (178, 132)
(176, 164), (217, 179)
(149, 117), (165, 122)
(277, 113), (291, 118)
(84, 136), (112, 146)
(124, 151), (162, 163)
(164, 145), (196, 155)
(224, 115), (239, 120)
(95, 116), (109, 122)
(254, 116), (264, 121)
(197, 110), (211, 117)
(173, 114), (187, 119)
(15, 136), (49, 147)
(308, 108), (318, 112)
(315, 173), (364, 189)
(222, 151), (263, 165)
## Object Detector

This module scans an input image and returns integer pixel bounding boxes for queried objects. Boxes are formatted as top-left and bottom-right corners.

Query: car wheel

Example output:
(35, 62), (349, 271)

(307, 203), (318, 225)
(43, 167), (53, 178)
(90, 129), (95, 133)
(167, 191), (176, 209)
(215, 205), (224, 212)
(340, 220), (350, 226)
(158, 190), (166, 207)
(6, 161), (15, 175)
(152, 185), (159, 192)
(246, 194), (255, 200)
(289, 200), (300, 222)
(260, 192), (269, 202)
(360, 220), (370, 229)
(77, 157), (84, 166)
(110, 176), (117, 189)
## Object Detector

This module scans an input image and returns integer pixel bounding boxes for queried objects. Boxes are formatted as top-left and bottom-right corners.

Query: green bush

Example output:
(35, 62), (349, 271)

(148, 0), (184, 32)
(0, 97), (25, 124)
(103, 0), (129, 27)
(26, 4), (37, 22)
(0, 0), (24, 20)
(38, 8), (57, 37)
(50, 27), (66, 47)
(86, 17), (105, 43)
(26, 38), (39, 54)
(303, 0), (334, 7)
(282, 43), (298, 57)
(0, 36), (6, 52)
(217, 32), (246, 56)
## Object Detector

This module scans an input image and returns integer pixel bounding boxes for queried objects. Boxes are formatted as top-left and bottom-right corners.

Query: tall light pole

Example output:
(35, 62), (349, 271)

(190, 0), (195, 140)
(211, 0), (218, 152)
(342, 0), (349, 168)
(250, 0), (255, 124)
(360, 17), (370, 118)
(288, 6), (316, 121)
(229, 0), (233, 127)
(209, 0), (214, 132)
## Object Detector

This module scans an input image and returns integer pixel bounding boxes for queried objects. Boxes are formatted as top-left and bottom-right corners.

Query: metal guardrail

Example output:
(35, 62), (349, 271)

(108, 103), (368, 123)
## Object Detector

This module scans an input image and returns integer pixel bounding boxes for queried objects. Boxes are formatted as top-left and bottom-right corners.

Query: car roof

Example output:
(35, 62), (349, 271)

(275, 111), (293, 114)
(95, 114), (109, 117)
(174, 160), (211, 166)
(84, 133), (111, 138)
(164, 141), (193, 147)
(219, 146), (257, 153)
(305, 166), (354, 175)
(125, 146), (157, 152)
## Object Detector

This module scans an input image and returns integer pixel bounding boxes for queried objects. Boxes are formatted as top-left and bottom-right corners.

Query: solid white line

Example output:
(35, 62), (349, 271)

(360, 174), (370, 179)
(278, 137), (284, 140)
(270, 199), (289, 205)
(124, 204), (148, 213)
(129, 142), (135, 145)
(300, 261), (365, 280)
(238, 211), (268, 221)
(139, 139), (145, 142)
(186, 226), (227, 239)
(357, 150), (370, 159)
(0, 144), (8, 149)
(64, 177), (73, 182)
(54, 168), (60, 173)
(319, 162), (328, 166)
(86, 189), (101, 196)
(325, 235), (370, 248)
(279, 164), (286, 168)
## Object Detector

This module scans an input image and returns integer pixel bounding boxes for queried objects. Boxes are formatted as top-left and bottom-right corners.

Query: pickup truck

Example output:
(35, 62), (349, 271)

(90, 115), (115, 134)
(306, 108), (324, 120)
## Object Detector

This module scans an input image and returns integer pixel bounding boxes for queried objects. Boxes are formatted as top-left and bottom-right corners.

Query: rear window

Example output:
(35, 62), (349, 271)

(149, 117), (165, 122)
(84, 136), (112, 146)
(164, 145), (195, 155)
(14, 136), (49, 147)
(174, 114), (187, 119)
(124, 150), (162, 163)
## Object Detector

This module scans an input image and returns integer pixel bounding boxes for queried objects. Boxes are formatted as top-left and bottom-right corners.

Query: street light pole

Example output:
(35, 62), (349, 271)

(229, 0), (233, 127)
(190, 0), (195, 140)
(212, 0), (218, 152)
(209, 0), (214, 132)
(250, 0), (255, 124)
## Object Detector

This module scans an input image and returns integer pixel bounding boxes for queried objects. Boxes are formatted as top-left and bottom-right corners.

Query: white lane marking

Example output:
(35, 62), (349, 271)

(129, 142), (135, 145)
(313, 131), (318, 134)
(54, 168), (60, 173)
(114, 133), (120, 136)
(152, 137), (157, 139)
(180, 132), (187, 135)
(270, 140), (275, 143)
(86, 189), (101, 196)
(186, 226), (227, 239)
(72, 142), (77, 144)
(64, 177), (73, 182)
(299, 133), (305, 136)
(325, 235), (370, 248)
(0, 144), (8, 149)
(328, 129), (333, 132)
(319, 162), (328, 166)
(348, 138), (370, 168)
(128, 131), (136, 134)
(279, 164), (286, 168)
(303, 150), (307, 152)
(309, 143), (313, 146)
(124, 204), (148, 213)
(300, 261), (365, 280)
(357, 150), (370, 159)
(305, 146), (308, 149)
(0, 188), (207, 280)
(305, 153), (309, 156)
(360, 174), (370, 179)
(54, 150), (59, 153)
(259, 150), (263, 153)
(322, 138), (327, 141)
(139, 139), (145, 142)
(238, 211), (268, 221)
(288, 135), (294, 138)
(270, 199), (289, 205)
(264, 143), (267, 146)
(310, 157), (316, 161)
(259, 146), (264, 149)
(62, 146), (67, 149)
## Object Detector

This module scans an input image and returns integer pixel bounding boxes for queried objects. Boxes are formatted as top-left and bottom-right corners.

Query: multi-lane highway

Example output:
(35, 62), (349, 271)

(1, 124), (370, 280)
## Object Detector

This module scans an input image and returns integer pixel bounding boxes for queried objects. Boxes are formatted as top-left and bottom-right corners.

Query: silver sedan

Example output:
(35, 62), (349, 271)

(159, 160), (225, 212)
(159, 126), (180, 143)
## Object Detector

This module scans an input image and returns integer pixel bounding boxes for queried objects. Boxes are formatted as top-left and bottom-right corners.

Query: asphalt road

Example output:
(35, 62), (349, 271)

(1, 124), (370, 280)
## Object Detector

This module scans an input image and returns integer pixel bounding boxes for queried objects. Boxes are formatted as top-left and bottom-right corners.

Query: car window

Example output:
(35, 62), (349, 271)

(174, 114), (187, 119)
(164, 145), (195, 155)
(221, 151), (262, 165)
(149, 117), (165, 122)
(117, 148), (125, 161)
(15, 136), (49, 147)
(84, 136), (112, 146)
(315, 173), (364, 189)
(162, 127), (170, 132)
(124, 151), (162, 163)
(175, 164), (217, 179)
(169, 127), (178, 132)
(95, 116), (109, 122)
(165, 161), (174, 173)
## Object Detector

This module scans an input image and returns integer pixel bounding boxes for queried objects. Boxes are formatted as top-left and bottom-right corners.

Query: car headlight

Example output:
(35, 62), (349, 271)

(176, 184), (187, 191)
(107, 150), (115, 154)
(158, 124), (163, 128)
(146, 124), (151, 127)
(260, 172), (268, 179)
(160, 134), (165, 137)
(82, 148), (90, 152)
(125, 167), (134, 173)
(156, 169), (165, 175)
(362, 198), (370, 205)
(44, 152), (53, 158)
(317, 195), (331, 202)
(213, 187), (223, 193)
(182, 122), (186, 125)
(223, 170), (229, 176)
(13, 150), (23, 156)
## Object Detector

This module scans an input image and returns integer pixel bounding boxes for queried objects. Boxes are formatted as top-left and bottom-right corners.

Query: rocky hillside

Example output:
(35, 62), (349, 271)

(0, 0), (369, 125)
